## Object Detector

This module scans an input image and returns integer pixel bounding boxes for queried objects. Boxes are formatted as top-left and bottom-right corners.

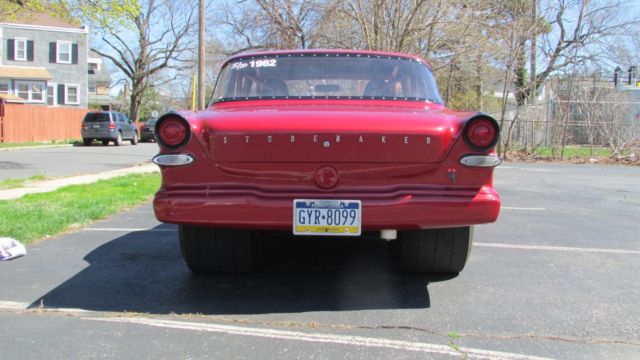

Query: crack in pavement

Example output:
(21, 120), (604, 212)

(360, 325), (640, 347)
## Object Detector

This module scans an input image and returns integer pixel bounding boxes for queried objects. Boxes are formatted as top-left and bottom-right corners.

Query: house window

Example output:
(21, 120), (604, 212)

(0, 82), (9, 94)
(15, 38), (27, 61)
(17, 83), (29, 99)
(88, 80), (96, 94)
(47, 84), (57, 106)
(15, 81), (46, 103)
(57, 41), (72, 64)
(31, 83), (43, 101)
(65, 84), (80, 104)
(88, 62), (99, 74)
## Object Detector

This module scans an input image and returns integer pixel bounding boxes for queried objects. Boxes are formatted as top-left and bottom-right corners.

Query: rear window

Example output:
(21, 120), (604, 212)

(212, 53), (443, 104)
(84, 113), (110, 123)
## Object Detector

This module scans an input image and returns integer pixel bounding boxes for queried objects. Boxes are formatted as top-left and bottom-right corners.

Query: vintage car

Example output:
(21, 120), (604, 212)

(152, 49), (501, 275)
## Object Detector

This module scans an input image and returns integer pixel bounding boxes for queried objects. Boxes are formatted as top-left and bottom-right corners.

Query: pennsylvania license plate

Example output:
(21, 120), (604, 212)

(293, 199), (361, 236)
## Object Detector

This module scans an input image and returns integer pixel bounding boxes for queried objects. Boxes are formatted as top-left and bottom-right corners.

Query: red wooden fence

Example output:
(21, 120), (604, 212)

(0, 104), (88, 143)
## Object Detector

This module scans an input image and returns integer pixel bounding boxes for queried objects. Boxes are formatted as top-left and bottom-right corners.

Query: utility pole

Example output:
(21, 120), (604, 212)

(198, 0), (206, 110)
(530, 0), (537, 106)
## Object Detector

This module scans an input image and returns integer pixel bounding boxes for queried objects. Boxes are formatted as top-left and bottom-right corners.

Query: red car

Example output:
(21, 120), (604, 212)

(152, 49), (501, 275)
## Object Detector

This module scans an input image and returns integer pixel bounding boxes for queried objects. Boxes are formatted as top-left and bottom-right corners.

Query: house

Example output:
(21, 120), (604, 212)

(0, 12), (88, 107)
(88, 50), (116, 110)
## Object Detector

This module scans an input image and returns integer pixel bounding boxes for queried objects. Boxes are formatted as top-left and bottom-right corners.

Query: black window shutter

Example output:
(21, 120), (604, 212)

(72, 44), (78, 64)
(7, 39), (14, 61)
(58, 84), (65, 105)
(49, 42), (56, 63)
(27, 41), (34, 61)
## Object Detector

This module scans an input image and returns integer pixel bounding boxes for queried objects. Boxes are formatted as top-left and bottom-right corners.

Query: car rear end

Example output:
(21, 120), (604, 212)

(81, 112), (117, 142)
(153, 105), (500, 231)
(140, 119), (157, 142)
(152, 50), (501, 275)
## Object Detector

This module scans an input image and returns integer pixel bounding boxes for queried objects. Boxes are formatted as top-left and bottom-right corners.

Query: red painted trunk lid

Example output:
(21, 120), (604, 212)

(196, 101), (471, 163)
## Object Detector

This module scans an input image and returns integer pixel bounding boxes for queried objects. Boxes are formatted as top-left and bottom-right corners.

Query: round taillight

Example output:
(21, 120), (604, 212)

(464, 117), (498, 150)
(156, 116), (190, 149)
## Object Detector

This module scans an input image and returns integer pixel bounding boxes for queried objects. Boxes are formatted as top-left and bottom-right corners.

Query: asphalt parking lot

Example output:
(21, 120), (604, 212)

(0, 162), (638, 359)
(0, 142), (158, 181)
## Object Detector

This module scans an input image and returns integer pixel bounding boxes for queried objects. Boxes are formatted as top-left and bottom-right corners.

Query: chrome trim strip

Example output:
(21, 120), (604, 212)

(460, 155), (502, 167)
(152, 154), (194, 167)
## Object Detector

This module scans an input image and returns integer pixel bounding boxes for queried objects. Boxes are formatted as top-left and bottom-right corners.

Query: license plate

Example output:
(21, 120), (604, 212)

(93, 124), (100, 129)
(293, 199), (361, 236)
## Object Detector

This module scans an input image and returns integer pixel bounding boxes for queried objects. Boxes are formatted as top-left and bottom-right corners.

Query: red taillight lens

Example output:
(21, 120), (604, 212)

(109, 122), (116, 129)
(464, 117), (498, 150)
(156, 116), (190, 149)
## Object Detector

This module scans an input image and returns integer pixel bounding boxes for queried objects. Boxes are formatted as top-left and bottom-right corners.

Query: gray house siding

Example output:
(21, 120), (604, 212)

(0, 24), (88, 108)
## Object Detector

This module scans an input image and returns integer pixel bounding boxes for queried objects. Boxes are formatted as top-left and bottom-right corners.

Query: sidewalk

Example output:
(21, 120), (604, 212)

(0, 163), (159, 201)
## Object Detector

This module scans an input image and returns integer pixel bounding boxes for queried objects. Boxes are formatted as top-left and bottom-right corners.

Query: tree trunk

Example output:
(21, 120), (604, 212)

(514, 37), (528, 106)
(129, 78), (145, 122)
(476, 53), (483, 111)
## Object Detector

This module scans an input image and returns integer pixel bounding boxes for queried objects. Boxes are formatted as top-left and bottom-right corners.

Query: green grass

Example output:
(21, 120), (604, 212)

(0, 173), (160, 244)
(0, 140), (78, 149)
(0, 174), (48, 190)
(518, 146), (613, 158)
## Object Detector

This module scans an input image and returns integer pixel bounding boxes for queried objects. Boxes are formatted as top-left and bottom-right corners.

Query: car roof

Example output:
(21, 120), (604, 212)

(226, 49), (432, 68)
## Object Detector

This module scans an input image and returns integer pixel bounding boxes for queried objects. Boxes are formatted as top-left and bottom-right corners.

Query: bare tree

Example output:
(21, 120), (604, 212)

(598, 91), (632, 154)
(335, 0), (432, 52)
(212, 0), (332, 52)
(91, 0), (196, 121)
(525, 0), (639, 102)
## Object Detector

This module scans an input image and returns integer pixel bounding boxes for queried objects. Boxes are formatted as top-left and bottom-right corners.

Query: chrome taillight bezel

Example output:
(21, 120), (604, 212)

(155, 114), (191, 150)
(463, 115), (499, 151)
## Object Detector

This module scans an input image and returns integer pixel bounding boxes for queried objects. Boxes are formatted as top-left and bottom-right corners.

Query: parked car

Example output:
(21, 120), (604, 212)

(139, 118), (158, 142)
(81, 111), (138, 146)
(152, 49), (501, 275)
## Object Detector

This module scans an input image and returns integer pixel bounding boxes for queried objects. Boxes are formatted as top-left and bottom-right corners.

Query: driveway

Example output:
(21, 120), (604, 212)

(0, 143), (158, 181)
(0, 162), (638, 359)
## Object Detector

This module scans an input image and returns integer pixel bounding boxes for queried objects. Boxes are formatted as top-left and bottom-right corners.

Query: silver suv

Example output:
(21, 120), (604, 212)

(81, 111), (138, 146)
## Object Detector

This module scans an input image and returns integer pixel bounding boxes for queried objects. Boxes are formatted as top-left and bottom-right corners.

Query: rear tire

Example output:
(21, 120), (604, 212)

(399, 227), (473, 274)
(179, 226), (256, 273)
(131, 132), (138, 145)
(83, 139), (92, 146)
(114, 132), (123, 146)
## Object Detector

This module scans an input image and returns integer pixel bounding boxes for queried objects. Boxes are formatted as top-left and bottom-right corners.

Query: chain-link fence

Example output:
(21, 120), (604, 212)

(495, 76), (640, 154)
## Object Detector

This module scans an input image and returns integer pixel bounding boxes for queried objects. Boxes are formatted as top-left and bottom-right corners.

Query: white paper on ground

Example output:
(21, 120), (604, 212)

(0, 238), (26, 261)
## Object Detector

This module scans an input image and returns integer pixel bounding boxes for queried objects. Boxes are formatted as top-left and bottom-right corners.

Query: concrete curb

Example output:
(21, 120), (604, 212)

(0, 163), (159, 201)
(0, 144), (75, 152)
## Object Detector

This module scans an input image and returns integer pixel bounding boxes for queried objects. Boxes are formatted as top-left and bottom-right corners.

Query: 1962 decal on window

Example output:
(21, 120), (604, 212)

(231, 59), (277, 70)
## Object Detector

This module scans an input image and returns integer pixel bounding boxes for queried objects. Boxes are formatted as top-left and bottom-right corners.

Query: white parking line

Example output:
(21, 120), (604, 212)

(87, 316), (552, 360)
(0, 300), (91, 314)
(501, 207), (546, 211)
(84, 228), (176, 232)
(0, 301), (29, 310)
(82, 228), (638, 255)
(475, 242), (640, 255)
